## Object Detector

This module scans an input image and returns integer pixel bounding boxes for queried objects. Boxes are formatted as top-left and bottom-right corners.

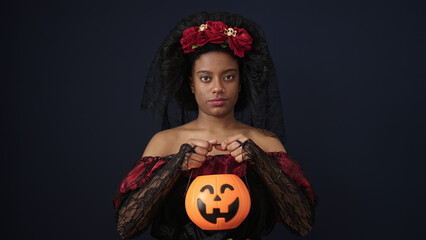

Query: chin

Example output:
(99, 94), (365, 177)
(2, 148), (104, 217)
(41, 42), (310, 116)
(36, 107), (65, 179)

(198, 103), (236, 118)
(209, 109), (234, 117)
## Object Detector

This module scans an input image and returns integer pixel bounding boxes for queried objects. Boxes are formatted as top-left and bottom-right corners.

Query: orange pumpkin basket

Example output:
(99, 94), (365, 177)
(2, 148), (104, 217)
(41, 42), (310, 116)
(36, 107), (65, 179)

(185, 174), (251, 230)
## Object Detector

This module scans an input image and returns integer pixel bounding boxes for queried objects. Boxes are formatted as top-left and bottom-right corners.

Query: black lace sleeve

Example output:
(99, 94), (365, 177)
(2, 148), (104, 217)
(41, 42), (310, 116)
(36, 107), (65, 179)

(114, 144), (193, 239)
(243, 139), (316, 236)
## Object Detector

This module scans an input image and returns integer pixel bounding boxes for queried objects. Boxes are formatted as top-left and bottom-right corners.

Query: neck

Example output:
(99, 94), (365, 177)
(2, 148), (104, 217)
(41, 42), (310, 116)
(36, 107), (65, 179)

(194, 111), (239, 131)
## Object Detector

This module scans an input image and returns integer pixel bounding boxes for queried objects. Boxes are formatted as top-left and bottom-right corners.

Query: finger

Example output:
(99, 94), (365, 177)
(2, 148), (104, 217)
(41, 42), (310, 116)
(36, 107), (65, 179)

(190, 153), (206, 163)
(188, 160), (203, 169)
(188, 154), (206, 169)
(234, 153), (244, 163)
(188, 139), (214, 152)
(234, 152), (250, 163)
(221, 134), (248, 150)
(227, 142), (242, 152)
(182, 153), (205, 170)
(230, 146), (243, 158)
(193, 146), (208, 156)
(213, 144), (226, 151)
(207, 139), (218, 152)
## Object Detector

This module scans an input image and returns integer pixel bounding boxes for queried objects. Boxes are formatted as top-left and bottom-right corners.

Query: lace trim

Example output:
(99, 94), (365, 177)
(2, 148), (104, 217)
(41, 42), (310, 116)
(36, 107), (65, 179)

(115, 144), (193, 239)
(243, 139), (315, 236)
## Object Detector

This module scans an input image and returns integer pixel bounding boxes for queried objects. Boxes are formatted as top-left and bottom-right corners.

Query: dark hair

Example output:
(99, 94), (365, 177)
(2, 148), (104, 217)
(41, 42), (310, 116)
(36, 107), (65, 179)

(141, 12), (286, 141)
(156, 12), (273, 111)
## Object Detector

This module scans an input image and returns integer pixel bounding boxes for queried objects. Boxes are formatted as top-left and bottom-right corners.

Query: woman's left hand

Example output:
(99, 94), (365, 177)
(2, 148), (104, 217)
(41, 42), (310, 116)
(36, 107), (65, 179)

(214, 134), (249, 163)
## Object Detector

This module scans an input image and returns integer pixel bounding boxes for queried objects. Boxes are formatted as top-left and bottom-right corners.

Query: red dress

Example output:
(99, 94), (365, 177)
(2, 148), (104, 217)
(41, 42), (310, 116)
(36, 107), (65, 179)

(114, 140), (316, 239)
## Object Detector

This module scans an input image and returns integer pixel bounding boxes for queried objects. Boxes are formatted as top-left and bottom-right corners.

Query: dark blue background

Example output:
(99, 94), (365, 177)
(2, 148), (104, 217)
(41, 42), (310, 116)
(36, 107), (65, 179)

(3, 0), (425, 239)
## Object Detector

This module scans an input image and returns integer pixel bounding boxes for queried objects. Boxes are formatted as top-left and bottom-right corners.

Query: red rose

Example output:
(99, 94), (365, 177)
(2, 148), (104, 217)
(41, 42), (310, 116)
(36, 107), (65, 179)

(180, 26), (209, 53)
(227, 27), (253, 57)
(180, 21), (253, 57)
(205, 21), (227, 44)
(180, 27), (198, 53)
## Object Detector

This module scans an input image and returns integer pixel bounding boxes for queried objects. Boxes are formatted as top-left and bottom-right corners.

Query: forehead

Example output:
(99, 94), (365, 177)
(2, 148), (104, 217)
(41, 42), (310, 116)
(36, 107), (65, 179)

(193, 51), (239, 73)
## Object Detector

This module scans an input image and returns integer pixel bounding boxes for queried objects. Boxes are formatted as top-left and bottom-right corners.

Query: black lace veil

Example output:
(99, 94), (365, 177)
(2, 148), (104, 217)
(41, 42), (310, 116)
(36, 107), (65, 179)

(141, 12), (286, 143)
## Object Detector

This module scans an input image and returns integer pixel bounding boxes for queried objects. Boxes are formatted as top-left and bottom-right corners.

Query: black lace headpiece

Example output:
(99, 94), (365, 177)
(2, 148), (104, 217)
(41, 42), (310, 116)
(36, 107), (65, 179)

(141, 12), (286, 143)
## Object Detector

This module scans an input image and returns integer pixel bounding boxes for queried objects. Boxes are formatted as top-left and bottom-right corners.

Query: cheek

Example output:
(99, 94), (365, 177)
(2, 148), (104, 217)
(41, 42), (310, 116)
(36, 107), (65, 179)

(193, 87), (204, 100)
(192, 90), (206, 107)
(228, 83), (240, 101)
(192, 81), (203, 93)
(230, 78), (240, 93)
(193, 83), (210, 101)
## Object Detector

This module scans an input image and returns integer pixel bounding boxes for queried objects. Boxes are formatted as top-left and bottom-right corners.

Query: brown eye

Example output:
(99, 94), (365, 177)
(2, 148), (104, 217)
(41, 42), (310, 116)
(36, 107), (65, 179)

(224, 75), (234, 81)
(200, 76), (211, 82)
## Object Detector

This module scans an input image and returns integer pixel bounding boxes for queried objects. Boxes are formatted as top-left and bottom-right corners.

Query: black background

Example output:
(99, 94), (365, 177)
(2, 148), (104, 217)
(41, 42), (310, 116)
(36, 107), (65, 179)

(2, 0), (425, 239)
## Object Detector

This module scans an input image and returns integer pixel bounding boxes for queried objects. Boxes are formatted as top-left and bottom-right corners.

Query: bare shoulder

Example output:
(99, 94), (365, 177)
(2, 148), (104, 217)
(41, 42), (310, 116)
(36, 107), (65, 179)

(246, 127), (286, 153)
(142, 128), (183, 157)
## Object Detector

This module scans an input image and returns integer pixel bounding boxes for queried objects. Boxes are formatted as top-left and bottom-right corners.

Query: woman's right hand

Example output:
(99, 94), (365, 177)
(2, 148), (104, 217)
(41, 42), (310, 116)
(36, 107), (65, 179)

(182, 138), (217, 170)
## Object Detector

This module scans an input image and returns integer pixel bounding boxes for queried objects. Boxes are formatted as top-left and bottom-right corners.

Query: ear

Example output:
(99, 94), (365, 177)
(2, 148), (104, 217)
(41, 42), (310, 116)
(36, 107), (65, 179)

(190, 77), (195, 93)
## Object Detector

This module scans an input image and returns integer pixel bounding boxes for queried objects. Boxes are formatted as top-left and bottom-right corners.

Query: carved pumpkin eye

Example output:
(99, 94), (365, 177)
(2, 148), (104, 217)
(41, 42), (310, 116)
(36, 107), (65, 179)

(221, 184), (234, 193)
(185, 174), (251, 230)
(200, 185), (214, 194)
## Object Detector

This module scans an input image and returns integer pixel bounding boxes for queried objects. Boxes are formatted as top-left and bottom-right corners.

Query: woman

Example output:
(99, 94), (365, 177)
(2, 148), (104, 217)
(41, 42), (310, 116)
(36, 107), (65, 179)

(114, 12), (316, 240)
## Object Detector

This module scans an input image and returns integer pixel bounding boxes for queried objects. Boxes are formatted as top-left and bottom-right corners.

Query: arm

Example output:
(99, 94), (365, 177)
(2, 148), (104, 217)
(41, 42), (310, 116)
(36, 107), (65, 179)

(243, 139), (316, 236)
(114, 143), (193, 239)
(114, 135), (216, 239)
(219, 133), (316, 236)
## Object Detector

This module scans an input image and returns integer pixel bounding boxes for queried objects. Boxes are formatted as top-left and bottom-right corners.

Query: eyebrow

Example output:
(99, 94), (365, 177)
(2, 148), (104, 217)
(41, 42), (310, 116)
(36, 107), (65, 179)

(196, 68), (238, 74)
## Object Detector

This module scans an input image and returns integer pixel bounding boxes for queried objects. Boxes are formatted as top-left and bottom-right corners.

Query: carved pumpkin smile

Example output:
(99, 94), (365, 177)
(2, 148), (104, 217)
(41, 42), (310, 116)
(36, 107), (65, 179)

(197, 197), (239, 223)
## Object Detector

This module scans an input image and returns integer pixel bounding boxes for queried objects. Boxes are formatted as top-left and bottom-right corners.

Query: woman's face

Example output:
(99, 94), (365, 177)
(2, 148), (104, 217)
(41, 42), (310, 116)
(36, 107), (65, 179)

(191, 51), (240, 118)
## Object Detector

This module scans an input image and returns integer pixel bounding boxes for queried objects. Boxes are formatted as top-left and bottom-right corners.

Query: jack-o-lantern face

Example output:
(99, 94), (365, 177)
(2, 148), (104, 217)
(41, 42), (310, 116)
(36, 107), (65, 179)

(185, 174), (251, 230)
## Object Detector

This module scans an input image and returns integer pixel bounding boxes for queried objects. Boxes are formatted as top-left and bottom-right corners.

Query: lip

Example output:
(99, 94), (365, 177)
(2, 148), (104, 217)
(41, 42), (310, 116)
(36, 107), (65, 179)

(209, 98), (227, 106)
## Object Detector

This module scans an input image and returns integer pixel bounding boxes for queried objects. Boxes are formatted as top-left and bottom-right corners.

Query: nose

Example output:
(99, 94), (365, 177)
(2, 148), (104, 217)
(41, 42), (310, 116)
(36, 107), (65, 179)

(212, 79), (225, 94)
(214, 195), (221, 201)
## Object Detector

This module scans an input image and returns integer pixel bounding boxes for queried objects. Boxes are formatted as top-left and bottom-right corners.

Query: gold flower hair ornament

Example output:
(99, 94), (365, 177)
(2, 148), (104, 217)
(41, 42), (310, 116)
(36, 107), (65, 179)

(198, 24), (208, 32)
(224, 28), (237, 37)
